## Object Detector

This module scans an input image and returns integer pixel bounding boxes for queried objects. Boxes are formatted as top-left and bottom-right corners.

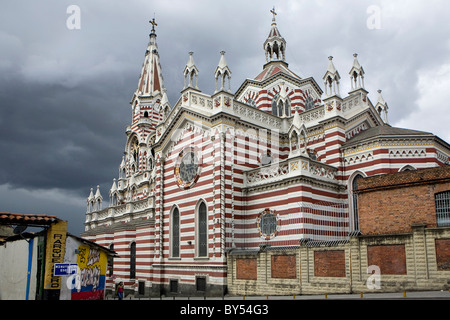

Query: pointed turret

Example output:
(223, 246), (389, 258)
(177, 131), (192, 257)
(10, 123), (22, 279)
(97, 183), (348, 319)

(183, 52), (199, 90)
(94, 185), (103, 211)
(323, 56), (341, 97)
(375, 89), (389, 124)
(87, 187), (94, 213)
(264, 7), (286, 63)
(214, 51), (231, 93)
(349, 53), (365, 92)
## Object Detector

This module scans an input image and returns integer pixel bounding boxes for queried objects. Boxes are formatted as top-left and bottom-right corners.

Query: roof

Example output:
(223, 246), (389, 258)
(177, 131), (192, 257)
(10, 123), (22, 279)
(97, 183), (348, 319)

(70, 233), (119, 257)
(344, 125), (434, 146)
(357, 165), (450, 193)
(254, 61), (301, 82)
(0, 212), (61, 227)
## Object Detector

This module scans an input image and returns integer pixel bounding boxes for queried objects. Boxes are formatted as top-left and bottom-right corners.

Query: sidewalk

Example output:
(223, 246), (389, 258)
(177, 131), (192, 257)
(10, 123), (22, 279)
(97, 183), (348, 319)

(116, 290), (450, 300)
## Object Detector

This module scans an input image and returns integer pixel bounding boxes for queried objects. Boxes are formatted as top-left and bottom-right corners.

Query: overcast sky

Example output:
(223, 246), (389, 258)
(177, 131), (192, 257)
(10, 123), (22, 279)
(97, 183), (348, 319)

(1, 0), (450, 235)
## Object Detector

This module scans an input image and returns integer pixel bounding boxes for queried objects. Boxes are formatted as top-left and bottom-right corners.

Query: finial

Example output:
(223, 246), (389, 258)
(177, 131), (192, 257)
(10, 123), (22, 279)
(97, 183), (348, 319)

(149, 16), (157, 33)
(270, 6), (277, 23)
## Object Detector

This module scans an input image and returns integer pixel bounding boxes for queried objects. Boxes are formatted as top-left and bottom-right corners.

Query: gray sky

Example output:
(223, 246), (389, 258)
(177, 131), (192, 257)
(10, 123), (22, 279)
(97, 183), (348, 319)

(1, 0), (450, 235)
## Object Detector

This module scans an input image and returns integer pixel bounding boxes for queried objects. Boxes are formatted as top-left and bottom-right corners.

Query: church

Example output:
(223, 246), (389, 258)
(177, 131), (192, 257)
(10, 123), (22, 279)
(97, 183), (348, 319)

(82, 10), (450, 297)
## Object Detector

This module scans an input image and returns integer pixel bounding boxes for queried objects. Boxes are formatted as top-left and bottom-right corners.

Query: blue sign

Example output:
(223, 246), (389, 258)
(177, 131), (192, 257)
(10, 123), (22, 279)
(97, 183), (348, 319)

(54, 263), (78, 276)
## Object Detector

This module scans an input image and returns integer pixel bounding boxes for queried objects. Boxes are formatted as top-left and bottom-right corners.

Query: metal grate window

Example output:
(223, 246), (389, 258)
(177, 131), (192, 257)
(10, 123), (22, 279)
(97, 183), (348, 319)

(261, 212), (277, 235)
(435, 191), (450, 227)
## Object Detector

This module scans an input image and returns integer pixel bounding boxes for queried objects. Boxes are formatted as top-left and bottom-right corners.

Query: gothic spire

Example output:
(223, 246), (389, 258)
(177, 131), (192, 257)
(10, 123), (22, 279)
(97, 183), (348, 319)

(135, 18), (166, 98)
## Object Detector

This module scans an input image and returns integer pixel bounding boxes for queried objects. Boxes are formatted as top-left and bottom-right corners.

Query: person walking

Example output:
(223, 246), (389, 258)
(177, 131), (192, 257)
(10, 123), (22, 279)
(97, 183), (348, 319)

(116, 282), (124, 300)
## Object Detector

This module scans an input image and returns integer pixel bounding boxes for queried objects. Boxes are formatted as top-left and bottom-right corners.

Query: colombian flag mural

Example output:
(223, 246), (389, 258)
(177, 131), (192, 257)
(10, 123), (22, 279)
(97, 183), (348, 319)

(71, 245), (107, 300)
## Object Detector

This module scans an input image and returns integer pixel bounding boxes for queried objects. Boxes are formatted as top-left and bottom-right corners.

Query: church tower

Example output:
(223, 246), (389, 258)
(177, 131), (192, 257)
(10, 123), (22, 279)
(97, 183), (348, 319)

(86, 19), (169, 214)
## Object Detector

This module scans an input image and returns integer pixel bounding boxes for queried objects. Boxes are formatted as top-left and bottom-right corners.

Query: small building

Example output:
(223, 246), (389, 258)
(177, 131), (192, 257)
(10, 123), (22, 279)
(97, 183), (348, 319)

(0, 213), (116, 300)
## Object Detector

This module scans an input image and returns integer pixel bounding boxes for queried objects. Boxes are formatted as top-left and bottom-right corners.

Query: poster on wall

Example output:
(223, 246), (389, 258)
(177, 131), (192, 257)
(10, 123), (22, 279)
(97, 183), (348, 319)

(71, 245), (107, 300)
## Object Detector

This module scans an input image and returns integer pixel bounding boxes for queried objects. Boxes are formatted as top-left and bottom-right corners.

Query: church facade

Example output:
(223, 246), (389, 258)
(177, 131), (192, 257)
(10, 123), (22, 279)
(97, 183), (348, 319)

(82, 12), (450, 297)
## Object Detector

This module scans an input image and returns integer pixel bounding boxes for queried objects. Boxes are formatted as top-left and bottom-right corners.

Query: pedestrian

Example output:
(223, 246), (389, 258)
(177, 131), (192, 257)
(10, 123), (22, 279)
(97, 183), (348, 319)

(116, 281), (124, 300)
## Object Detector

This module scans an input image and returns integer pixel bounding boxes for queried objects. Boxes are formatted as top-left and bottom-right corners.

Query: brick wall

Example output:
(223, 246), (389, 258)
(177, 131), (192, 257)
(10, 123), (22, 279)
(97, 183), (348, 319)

(367, 244), (407, 275)
(357, 166), (450, 235)
(314, 250), (346, 277)
(236, 258), (257, 280)
(271, 255), (297, 279)
(435, 238), (450, 270)
(227, 226), (450, 296)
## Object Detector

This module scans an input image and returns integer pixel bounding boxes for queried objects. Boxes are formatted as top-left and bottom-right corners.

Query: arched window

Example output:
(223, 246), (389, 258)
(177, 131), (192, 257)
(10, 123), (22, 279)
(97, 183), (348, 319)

(305, 96), (314, 111)
(271, 94), (280, 116)
(284, 100), (291, 117)
(171, 207), (180, 258)
(197, 202), (208, 257)
(143, 111), (149, 118)
(111, 193), (117, 206)
(108, 244), (114, 277)
(278, 100), (284, 117)
(130, 242), (136, 279)
(351, 174), (363, 231)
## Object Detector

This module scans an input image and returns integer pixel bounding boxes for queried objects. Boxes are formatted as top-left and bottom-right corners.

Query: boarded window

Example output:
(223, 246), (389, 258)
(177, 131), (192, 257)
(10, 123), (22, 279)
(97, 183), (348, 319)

(314, 250), (346, 277)
(367, 244), (407, 275)
(236, 258), (257, 280)
(271, 255), (297, 279)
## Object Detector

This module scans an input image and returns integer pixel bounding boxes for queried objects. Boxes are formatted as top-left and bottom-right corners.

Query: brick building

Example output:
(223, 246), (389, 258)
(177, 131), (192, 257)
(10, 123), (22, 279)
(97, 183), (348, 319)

(82, 10), (450, 297)
(357, 165), (450, 235)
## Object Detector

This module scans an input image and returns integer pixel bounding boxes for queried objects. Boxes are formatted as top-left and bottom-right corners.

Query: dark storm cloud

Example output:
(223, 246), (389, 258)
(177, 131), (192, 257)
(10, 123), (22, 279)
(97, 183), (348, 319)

(1, 0), (450, 235)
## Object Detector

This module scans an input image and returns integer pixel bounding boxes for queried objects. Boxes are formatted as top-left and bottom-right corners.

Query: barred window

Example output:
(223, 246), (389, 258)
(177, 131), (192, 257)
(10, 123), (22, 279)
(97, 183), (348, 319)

(435, 191), (450, 227)
(351, 174), (363, 231)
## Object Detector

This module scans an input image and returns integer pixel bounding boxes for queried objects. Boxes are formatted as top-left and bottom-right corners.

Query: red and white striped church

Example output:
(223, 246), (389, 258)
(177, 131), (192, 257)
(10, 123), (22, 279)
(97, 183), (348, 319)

(82, 11), (450, 297)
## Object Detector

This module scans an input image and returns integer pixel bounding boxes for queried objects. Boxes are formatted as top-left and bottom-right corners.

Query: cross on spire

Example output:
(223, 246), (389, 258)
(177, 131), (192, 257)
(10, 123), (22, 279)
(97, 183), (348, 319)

(149, 17), (157, 33)
(270, 6), (277, 23)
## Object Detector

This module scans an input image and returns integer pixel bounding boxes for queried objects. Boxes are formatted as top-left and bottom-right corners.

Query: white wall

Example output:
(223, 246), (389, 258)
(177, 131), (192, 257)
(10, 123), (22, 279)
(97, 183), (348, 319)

(0, 238), (37, 300)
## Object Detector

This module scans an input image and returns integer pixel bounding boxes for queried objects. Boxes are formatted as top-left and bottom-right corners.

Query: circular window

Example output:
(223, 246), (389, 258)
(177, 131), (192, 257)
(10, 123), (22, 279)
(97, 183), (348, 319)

(174, 146), (202, 189)
(257, 209), (279, 240)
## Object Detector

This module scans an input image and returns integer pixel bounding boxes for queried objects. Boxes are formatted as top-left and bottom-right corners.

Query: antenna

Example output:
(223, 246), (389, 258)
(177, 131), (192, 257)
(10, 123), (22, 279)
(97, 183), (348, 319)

(13, 225), (27, 235)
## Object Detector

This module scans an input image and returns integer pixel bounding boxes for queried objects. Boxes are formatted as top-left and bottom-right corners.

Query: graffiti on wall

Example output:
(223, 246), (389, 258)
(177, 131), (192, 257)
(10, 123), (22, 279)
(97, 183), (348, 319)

(70, 245), (107, 300)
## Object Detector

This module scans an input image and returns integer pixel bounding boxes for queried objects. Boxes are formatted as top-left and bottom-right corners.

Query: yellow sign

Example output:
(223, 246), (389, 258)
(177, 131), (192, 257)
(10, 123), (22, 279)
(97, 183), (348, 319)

(43, 220), (67, 290)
